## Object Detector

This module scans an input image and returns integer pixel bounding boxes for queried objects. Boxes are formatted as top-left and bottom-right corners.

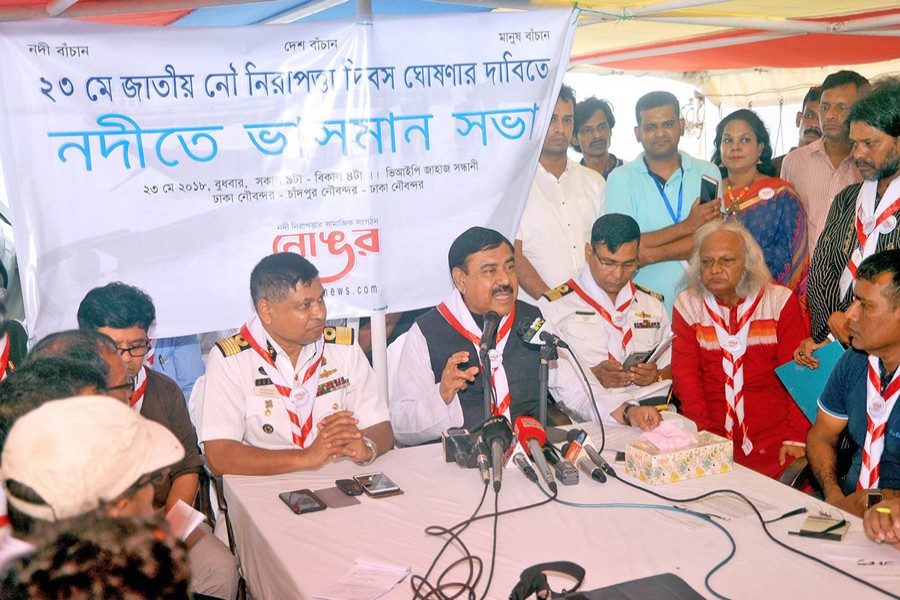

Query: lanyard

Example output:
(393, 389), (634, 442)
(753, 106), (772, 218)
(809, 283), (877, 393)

(650, 168), (684, 224)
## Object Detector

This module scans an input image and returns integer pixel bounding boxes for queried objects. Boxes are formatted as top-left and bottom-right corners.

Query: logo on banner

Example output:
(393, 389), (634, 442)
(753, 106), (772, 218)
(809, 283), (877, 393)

(273, 224), (380, 283)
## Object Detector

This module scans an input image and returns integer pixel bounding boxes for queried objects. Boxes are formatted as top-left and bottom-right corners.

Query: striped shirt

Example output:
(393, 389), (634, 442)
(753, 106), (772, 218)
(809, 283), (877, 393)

(780, 137), (861, 258)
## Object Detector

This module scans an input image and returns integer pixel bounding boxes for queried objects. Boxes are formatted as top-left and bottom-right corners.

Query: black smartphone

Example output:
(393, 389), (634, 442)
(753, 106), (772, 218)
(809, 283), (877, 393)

(354, 472), (402, 498)
(278, 489), (327, 514)
(700, 174), (719, 204)
(335, 478), (364, 496)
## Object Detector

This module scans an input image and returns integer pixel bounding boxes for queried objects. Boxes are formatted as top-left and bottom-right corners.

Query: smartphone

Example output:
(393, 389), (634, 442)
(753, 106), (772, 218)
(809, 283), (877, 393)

(353, 472), (402, 498)
(700, 174), (719, 204)
(614, 451), (626, 463)
(622, 349), (654, 370)
(335, 478), (364, 496)
(278, 489), (327, 514)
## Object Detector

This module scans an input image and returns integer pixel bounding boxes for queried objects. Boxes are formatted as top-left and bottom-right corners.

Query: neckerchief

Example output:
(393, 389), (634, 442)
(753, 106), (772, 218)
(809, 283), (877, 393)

(436, 289), (515, 417)
(840, 178), (900, 298)
(858, 356), (900, 490)
(702, 289), (764, 455)
(241, 313), (324, 448)
(569, 268), (635, 362)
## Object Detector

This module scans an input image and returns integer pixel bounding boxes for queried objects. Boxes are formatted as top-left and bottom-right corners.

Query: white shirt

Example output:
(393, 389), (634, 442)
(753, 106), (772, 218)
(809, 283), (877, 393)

(517, 159), (606, 302)
(539, 273), (672, 401)
(389, 310), (620, 447)
(198, 333), (388, 450)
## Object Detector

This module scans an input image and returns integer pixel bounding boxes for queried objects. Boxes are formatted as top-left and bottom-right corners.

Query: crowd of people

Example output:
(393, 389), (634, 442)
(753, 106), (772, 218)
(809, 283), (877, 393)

(1, 70), (900, 597)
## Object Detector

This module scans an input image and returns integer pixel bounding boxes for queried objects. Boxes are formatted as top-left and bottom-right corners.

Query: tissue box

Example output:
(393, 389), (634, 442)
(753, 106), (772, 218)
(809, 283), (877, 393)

(625, 431), (733, 485)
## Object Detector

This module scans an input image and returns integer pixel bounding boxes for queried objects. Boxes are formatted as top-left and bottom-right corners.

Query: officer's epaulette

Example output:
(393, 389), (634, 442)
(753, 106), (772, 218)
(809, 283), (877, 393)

(215, 332), (250, 357)
(324, 326), (355, 346)
(635, 284), (664, 302)
(541, 283), (574, 302)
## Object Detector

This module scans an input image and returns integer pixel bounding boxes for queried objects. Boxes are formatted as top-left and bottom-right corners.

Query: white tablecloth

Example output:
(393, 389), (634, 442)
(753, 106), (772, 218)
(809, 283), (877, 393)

(224, 420), (900, 600)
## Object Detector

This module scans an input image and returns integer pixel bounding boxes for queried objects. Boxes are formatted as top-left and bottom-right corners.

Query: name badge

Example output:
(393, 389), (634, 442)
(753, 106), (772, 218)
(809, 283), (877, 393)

(573, 312), (598, 324)
(254, 383), (280, 398)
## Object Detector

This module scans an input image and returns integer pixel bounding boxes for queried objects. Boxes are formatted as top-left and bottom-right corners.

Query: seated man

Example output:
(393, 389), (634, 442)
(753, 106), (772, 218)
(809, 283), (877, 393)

(808, 250), (900, 517)
(78, 283), (238, 600)
(672, 221), (810, 479)
(1, 396), (185, 572)
(389, 226), (660, 447)
(198, 252), (393, 475)
(540, 214), (672, 411)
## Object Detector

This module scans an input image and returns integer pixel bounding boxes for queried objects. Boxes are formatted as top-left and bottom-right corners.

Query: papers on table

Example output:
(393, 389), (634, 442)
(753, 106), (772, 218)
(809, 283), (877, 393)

(315, 557), (411, 600)
(775, 341), (846, 423)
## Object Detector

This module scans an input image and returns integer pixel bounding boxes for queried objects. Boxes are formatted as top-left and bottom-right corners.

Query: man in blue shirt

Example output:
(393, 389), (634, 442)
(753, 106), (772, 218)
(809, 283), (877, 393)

(809, 249), (900, 517)
(605, 91), (721, 314)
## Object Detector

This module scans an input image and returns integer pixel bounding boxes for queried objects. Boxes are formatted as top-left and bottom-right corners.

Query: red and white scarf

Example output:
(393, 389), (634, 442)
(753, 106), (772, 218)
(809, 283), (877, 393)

(130, 365), (149, 412)
(858, 356), (900, 490)
(0, 332), (10, 382)
(436, 290), (515, 418)
(840, 178), (900, 298)
(568, 269), (635, 362)
(703, 289), (764, 455)
(240, 313), (324, 448)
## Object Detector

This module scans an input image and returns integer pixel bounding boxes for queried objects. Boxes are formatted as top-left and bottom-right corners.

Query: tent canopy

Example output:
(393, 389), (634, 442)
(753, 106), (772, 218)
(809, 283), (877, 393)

(0, 0), (897, 105)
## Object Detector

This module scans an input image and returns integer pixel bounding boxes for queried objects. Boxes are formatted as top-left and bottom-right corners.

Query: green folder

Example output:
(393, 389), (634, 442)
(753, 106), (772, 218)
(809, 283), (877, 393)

(775, 341), (846, 423)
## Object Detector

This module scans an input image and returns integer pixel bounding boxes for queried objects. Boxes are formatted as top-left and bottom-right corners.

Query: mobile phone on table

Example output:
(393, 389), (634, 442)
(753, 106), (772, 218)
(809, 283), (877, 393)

(335, 478), (364, 496)
(353, 472), (402, 498)
(700, 174), (719, 204)
(278, 489), (327, 514)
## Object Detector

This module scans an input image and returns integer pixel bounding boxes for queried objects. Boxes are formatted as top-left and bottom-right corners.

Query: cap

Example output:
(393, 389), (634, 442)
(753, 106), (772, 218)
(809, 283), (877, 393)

(1, 395), (185, 521)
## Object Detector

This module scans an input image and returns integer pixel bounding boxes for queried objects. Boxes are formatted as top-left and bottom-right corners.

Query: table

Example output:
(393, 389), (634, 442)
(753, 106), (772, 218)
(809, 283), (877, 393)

(224, 419), (900, 600)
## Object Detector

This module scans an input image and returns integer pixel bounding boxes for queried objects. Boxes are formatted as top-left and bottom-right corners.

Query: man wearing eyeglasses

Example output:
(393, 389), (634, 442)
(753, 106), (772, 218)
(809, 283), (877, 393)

(77, 283), (238, 600)
(539, 214), (667, 429)
(572, 97), (624, 180)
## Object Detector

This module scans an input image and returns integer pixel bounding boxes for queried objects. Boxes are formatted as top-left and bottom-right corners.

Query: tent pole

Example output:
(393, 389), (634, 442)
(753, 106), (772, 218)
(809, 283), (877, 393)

(370, 310), (389, 411)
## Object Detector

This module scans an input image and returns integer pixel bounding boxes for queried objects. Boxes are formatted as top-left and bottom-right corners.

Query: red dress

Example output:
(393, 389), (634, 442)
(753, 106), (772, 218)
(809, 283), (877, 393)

(672, 284), (811, 479)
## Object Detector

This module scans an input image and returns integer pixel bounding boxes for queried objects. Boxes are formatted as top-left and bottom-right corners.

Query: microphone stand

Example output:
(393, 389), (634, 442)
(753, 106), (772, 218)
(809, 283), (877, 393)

(538, 342), (558, 428)
(480, 348), (493, 421)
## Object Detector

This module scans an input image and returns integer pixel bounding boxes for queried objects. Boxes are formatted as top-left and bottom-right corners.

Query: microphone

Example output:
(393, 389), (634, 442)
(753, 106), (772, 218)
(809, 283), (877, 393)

(577, 456), (607, 483)
(481, 415), (513, 492)
(584, 445), (617, 479)
(513, 416), (557, 493)
(512, 453), (538, 484)
(479, 311), (500, 356)
(563, 428), (587, 463)
(474, 440), (490, 484)
(518, 316), (570, 349)
(539, 330), (569, 349)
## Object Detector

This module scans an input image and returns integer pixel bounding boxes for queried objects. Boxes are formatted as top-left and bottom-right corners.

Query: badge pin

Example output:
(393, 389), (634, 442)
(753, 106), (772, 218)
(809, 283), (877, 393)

(723, 336), (742, 353)
(262, 424), (274, 434)
(291, 387), (309, 405)
(880, 215), (897, 234)
(612, 312), (627, 327)
(863, 218), (877, 235)
(758, 187), (775, 200)
(870, 396), (887, 419)
(487, 348), (502, 367)
(264, 399), (273, 417)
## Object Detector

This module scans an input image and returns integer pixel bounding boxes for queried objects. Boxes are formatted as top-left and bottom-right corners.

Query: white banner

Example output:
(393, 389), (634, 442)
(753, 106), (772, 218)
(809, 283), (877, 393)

(0, 10), (576, 339)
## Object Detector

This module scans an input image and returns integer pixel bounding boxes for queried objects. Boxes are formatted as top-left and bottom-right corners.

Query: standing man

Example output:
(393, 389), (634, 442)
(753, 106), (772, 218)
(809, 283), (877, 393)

(78, 283), (239, 600)
(515, 85), (606, 303)
(781, 71), (869, 256)
(807, 250), (900, 517)
(771, 87), (821, 175)
(198, 253), (392, 475)
(795, 77), (900, 363)
(390, 227), (660, 447)
(540, 214), (671, 406)
(573, 97), (623, 179)
(605, 91), (722, 314)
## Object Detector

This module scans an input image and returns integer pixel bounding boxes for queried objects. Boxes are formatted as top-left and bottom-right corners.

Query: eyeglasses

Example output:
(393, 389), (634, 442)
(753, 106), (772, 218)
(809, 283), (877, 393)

(135, 469), (167, 489)
(116, 343), (151, 358)
(592, 248), (639, 272)
(107, 375), (136, 393)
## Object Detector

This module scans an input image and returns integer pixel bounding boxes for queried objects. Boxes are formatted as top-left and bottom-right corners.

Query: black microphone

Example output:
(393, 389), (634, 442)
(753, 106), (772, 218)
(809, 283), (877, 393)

(584, 445), (617, 479)
(512, 453), (538, 484)
(539, 330), (569, 349)
(474, 440), (490, 484)
(481, 415), (513, 492)
(479, 311), (500, 356)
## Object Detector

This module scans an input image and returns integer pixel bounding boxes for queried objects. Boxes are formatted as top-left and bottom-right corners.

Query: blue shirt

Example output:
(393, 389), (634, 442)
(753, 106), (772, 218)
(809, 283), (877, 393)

(151, 335), (206, 402)
(819, 348), (900, 494)
(605, 150), (721, 315)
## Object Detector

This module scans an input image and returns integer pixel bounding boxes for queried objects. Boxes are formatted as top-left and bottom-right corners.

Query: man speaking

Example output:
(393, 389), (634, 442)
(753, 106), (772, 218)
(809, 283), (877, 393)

(389, 227), (651, 447)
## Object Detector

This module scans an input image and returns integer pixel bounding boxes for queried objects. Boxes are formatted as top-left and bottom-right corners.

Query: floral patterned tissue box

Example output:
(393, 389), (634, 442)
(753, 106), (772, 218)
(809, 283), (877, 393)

(624, 431), (733, 485)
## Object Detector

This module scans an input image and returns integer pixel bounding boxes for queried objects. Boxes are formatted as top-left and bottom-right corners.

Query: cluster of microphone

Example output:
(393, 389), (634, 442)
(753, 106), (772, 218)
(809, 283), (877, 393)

(442, 417), (616, 493)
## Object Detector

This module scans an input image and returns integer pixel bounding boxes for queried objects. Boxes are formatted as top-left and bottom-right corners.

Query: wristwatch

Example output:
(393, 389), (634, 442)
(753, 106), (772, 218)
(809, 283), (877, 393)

(355, 436), (378, 467)
(622, 404), (636, 427)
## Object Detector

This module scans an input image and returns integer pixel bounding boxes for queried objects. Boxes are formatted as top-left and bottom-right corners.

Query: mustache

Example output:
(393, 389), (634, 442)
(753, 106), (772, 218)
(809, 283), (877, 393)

(803, 128), (821, 136)
(491, 285), (515, 296)
(589, 139), (608, 148)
